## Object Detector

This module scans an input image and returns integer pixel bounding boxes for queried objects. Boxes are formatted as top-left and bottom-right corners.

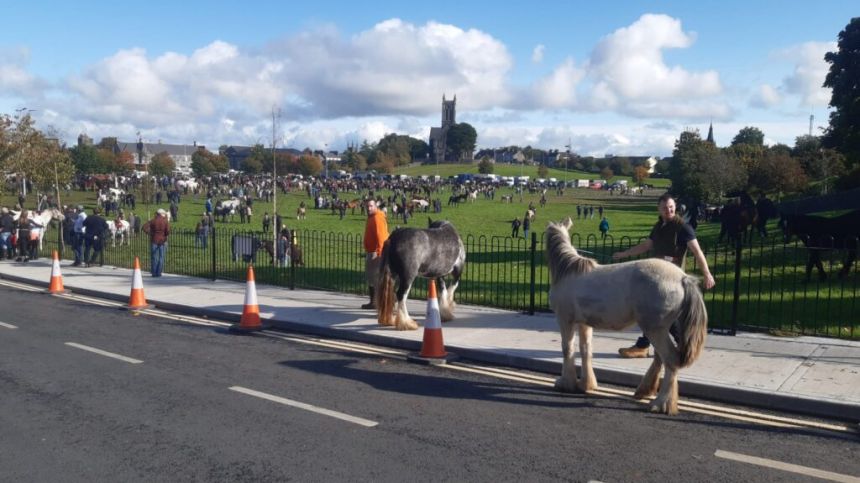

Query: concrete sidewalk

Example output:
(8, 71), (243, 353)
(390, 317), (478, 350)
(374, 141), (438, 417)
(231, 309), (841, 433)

(1, 258), (858, 422)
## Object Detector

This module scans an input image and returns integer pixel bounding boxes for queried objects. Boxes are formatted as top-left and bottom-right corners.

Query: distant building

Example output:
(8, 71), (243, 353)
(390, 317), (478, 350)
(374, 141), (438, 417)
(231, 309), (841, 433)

(428, 94), (457, 164)
(93, 136), (205, 171)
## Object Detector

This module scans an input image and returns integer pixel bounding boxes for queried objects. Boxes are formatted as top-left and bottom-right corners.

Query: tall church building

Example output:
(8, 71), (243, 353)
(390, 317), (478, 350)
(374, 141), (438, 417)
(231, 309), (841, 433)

(428, 94), (456, 164)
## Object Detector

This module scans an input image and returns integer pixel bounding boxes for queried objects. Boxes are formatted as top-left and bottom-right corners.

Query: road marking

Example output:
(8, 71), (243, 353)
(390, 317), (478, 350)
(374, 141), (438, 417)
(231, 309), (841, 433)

(64, 342), (143, 364)
(11, 277), (847, 435)
(0, 321), (18, 329)
(715, 450), (860, 482)
(229, 386), (378, 428)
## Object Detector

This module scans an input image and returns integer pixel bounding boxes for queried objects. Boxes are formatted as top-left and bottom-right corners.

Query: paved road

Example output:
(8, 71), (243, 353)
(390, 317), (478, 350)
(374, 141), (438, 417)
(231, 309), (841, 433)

(1, 285), (858, 482)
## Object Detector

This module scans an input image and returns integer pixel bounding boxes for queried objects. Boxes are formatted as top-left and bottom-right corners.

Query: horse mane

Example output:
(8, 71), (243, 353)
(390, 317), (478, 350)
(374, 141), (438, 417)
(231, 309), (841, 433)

(545, 220), (597, 283)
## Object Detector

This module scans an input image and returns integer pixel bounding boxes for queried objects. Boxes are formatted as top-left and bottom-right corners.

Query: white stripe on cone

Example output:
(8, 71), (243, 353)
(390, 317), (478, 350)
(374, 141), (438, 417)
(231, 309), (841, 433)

(52, 258), (61, 276)
(244, 280), (258, 306)
(132, 267), (144, 289)
(425, 297), (441, 329)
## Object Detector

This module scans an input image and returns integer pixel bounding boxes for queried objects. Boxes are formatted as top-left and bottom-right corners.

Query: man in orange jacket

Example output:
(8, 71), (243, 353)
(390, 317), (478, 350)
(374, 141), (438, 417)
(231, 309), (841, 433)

(362, 199), (389, 309)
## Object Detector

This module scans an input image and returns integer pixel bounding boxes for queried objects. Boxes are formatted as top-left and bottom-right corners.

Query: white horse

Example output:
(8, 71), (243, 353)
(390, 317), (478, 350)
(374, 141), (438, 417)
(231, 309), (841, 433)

(545, 218), (707, 415)
(467, 190), (478, 202)
(11, 208), (63, 250)
(108, 219), (131, 246)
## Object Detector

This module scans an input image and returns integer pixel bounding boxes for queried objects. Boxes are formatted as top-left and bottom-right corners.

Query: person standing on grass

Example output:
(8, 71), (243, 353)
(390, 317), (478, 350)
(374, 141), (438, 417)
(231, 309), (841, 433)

(362, 199), (389, 309)
(612, 193), (715, 358)
(599, 216), (610, 240)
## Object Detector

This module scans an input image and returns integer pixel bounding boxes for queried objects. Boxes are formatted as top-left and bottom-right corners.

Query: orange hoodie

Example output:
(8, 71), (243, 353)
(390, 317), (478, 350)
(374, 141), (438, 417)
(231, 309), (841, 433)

(363, 210), (389, 255)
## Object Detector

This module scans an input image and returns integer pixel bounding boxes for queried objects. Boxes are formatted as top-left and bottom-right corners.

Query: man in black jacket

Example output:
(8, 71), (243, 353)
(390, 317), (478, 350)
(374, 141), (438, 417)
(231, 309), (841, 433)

(82, 207), (109, 267)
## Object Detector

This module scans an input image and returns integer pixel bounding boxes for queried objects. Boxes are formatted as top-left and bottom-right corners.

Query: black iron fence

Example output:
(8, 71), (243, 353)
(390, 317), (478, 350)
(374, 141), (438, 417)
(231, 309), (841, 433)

(40, 225), (859, 340)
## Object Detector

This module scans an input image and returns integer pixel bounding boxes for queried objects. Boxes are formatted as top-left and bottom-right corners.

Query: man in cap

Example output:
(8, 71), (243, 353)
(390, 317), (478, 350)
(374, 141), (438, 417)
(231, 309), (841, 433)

(146, 208), (170, 277)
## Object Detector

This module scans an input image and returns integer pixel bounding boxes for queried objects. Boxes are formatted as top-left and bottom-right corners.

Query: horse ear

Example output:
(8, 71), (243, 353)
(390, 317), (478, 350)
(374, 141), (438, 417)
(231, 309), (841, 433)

(562, 217), (572, 229)
(428, 217), (433, 227)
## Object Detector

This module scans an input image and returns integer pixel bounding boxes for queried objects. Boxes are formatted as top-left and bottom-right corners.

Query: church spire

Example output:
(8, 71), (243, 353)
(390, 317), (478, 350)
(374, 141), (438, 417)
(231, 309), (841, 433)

(706, 121), (714, 144)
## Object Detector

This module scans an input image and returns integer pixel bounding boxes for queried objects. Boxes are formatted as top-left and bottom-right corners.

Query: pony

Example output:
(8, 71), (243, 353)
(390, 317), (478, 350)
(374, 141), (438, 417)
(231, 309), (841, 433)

(296, 206), (306, 219)
(500, 194), (513, 203)
(778, 210), (860, 282)
(376, 219), (466, 331)
(11, 208), (64, 251)
(545, 218), (707, 415)
(526, 208), (536, 222)
(108, 219), (131, 246)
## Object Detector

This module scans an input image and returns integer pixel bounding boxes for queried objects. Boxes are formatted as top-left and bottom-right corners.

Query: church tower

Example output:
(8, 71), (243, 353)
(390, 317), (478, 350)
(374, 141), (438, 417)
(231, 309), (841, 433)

(442, 94), (456, 128)
(706, 121), (714, 144)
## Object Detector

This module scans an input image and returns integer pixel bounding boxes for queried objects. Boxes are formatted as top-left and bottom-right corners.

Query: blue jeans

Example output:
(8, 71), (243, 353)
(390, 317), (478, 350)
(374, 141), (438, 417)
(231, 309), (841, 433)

(73, 232), (85, 264)
(151, 243), (166, 277)
(0, 232), (10, 257)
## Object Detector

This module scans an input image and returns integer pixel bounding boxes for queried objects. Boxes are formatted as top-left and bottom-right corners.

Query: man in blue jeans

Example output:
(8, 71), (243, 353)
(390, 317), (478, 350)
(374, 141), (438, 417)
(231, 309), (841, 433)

(145, 208), (170, 277)
(612, 194), (715, 357)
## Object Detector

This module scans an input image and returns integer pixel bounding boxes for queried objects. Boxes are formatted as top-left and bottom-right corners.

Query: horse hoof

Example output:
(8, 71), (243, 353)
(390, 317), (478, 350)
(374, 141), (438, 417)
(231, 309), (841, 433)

(396, 319), (419, 331)
(649, 398), (678, 415)
(554, 377), (578, 393)
(633, 388), (656, 400)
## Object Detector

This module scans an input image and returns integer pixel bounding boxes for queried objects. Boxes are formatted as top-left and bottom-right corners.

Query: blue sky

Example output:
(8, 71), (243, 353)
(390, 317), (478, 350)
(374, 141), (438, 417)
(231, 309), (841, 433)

(1, 1), (856, 156)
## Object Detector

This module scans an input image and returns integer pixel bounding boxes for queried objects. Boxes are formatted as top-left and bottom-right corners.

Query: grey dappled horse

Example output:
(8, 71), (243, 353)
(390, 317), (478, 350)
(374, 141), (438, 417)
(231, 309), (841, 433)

(545, 218), (707, 415)
(376, 219), (466, 331)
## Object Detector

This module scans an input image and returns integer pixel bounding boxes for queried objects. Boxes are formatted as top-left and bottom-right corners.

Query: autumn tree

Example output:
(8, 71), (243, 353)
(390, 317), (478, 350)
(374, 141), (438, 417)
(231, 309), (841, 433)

(297, 153), (322, 176)
(148, 152), (175, 177)
(633, 165), (650, 187)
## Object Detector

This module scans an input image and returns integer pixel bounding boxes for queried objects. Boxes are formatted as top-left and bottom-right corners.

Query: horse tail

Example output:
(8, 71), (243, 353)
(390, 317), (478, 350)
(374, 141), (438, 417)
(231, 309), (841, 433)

(678, 275), (708, 367)
(376, 244), (395, 325)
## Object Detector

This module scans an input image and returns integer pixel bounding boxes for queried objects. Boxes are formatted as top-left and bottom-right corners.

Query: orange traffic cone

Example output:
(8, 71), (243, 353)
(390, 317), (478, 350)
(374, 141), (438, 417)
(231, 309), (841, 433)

(230, 265), (267, 333)
(125, 257), (153, 310)
(47, 250), (68, 294)
(408, 279), (456, 365)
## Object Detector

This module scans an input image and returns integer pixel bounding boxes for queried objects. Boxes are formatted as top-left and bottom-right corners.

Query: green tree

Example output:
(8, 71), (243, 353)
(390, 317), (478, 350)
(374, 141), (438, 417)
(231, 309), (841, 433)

(191, 149), (216, 176)
(478, 156), (494, 174)
(0, 112), (74, 196)
(241, 156), (263, 174)
(148, 152), (175, 177)
(731, 126), (765, 146)
(670, 130), (745, 201)
(111, 151), (135, 175)
(408, 137), (429, 161)
(376, 133), (412, 166)
(446, 123), (477, 161)
(823, 17), (860, 169)
(69, 144), (103, 174)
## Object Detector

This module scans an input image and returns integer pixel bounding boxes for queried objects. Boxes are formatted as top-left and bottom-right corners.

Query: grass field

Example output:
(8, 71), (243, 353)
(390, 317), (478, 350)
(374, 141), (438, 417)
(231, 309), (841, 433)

(2, 164), (857, 340)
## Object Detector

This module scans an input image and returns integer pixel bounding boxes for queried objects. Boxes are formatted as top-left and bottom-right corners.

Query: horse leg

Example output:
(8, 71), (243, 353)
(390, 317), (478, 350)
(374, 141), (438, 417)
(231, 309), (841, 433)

(438, 271), (460, 322)
(648, 330), (682, 415)
(838, 246), (857, 279)
(554, 320), (579, 393)
(577, 324), (597, 392)
(394, 281), (418, 331)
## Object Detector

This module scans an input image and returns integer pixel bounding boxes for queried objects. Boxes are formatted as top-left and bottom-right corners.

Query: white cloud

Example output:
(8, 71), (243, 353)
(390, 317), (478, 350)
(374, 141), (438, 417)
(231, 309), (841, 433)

(532, 44), (545, 63)
(272, 19), (513, 118)
(749, 84), (782, 108)
(0, 46), (47, 98)
(529, 58), (585, 109)
(585, 14), (724, 115)
(779, 41), (834, 107)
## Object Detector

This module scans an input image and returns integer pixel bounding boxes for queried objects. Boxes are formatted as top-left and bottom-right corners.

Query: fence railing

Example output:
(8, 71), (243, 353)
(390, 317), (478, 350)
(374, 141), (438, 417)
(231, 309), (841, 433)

(39, 225), (859, 340)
